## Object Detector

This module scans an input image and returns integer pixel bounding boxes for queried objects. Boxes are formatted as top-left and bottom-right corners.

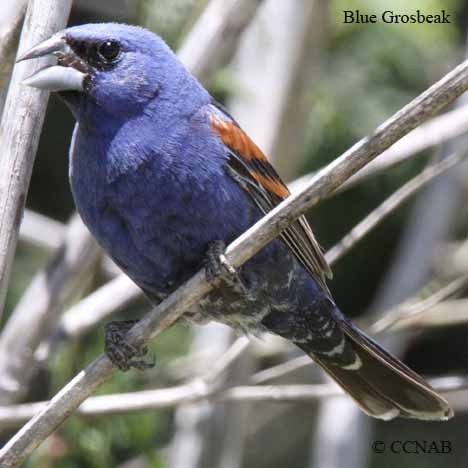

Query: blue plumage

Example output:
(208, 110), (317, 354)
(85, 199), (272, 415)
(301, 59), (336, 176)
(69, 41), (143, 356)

(20, 23), (452, 420)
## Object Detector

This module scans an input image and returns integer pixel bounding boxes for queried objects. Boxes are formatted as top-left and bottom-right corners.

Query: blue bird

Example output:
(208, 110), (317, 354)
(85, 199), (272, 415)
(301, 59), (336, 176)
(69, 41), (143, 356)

(20, 23), (452, 420)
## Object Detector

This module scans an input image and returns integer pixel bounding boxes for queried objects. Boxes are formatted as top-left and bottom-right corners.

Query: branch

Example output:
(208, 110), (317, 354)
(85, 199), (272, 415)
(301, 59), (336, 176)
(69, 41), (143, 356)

(3, 28), (468, 468)
(250, 355), (311, 384)
(1, 375), (466, 428)
(0, 0), (73, 320)
(19, 208), (65, 251)
(372, 275), (468, 332)
(389, 298), (468, 330)
(0, 383), (337, 429)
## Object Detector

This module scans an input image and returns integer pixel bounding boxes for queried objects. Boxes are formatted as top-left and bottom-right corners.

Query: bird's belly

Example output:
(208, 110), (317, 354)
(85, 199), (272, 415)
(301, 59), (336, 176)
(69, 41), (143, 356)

(72, 190), (183, 297)
(79, 193), (244, 299)
(102, 207), (201, 295)
(109, 180), (260, 296)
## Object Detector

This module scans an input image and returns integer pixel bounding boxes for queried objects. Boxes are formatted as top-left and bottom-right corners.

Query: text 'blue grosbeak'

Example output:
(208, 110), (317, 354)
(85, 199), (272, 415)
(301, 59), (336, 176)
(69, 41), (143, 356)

(20, 23), (452, 420)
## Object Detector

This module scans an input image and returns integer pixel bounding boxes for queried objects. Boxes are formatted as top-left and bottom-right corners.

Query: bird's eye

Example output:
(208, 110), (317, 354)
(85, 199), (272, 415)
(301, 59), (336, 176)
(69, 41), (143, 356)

(98, 40), (121, 62)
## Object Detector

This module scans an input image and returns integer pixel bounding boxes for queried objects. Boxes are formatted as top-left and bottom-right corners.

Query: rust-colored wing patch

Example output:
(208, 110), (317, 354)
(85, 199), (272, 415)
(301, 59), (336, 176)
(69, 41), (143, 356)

(210, 115), (289, 198)
(208, 107), (332, 289)
(209, 114), (267, 161)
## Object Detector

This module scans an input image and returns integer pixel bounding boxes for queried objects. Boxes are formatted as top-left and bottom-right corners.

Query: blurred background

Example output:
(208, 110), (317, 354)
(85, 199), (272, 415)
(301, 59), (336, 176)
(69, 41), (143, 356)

(2, 0), (468, 467)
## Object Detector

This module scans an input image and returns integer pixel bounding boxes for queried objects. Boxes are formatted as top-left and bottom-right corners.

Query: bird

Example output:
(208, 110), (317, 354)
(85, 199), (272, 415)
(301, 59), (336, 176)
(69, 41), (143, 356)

(19, 23), (452, 421)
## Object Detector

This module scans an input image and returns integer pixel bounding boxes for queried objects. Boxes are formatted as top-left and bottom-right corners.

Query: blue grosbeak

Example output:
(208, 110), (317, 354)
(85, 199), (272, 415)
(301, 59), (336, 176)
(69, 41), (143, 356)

(20, 23), (452, 420)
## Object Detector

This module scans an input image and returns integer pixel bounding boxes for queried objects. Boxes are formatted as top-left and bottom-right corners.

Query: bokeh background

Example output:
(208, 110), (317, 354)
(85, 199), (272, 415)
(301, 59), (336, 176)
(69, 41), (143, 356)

(2, 0), (468, 467)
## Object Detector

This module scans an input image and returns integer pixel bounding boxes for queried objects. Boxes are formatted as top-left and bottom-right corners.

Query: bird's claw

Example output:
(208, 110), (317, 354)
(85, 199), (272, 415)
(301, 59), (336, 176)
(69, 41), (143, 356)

(104, 320), (155, 371)
(205, 240), (251, 297)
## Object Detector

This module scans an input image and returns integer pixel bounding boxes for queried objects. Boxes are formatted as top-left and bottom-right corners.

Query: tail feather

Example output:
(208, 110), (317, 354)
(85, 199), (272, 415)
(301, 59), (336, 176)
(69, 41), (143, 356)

(300, 320), (453, 421)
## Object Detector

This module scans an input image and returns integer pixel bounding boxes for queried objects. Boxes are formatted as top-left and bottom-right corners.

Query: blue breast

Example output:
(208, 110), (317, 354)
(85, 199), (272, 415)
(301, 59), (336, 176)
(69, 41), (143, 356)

(69, 111), (263, 297)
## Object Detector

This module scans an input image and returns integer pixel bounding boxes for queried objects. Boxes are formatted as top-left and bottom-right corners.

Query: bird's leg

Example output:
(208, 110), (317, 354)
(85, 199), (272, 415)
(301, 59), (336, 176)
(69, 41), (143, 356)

(205, 240), (254, 299)
(104, 320), (155, 371)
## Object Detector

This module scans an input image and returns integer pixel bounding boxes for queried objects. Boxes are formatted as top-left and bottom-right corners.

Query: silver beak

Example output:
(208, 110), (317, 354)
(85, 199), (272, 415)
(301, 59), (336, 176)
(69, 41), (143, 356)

(17, 33), (68, 62)
(17, 33), (86, 92)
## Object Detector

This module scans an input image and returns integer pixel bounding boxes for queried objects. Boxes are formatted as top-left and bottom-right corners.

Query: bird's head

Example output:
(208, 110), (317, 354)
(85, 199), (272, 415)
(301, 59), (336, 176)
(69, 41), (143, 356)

(18, 23), (206, 120)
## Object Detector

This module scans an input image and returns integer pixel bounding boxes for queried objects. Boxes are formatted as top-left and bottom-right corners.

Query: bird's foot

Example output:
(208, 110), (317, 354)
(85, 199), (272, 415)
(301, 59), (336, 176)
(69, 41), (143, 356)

(104, 320), (155, 371)
(205, 240), (252, 298)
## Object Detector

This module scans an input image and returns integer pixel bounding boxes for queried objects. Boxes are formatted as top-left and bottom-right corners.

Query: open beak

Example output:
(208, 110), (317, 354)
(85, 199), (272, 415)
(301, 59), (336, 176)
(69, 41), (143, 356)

(17, 33), (86, 92)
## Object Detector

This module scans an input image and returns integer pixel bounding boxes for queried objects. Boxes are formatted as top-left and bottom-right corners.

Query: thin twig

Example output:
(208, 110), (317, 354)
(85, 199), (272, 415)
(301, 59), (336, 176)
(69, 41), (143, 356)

(3, 27), (468, 468)
(389, 298), (468, 330)
(204, 336), (250, 384)
(250, 355), (311, 384)
(1, 375), (466, 429)
(19, 208), (65, 251)
(0, 383), (337, 429)
(372, 277), (468, 333)
(371, 274), (468, 333)
(325, 150), (467, 265)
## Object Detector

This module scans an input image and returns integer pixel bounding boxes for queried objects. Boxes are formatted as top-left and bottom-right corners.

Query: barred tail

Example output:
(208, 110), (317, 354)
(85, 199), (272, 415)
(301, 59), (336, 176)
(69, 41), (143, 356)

(298, 320), (453, 421)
